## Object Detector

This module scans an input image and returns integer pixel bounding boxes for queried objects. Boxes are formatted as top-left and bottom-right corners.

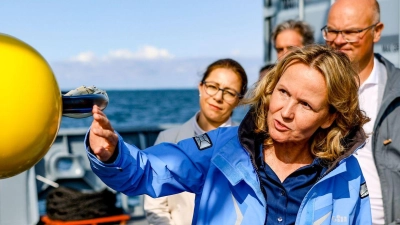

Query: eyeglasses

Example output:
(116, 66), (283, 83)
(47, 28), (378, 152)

(201, 81), (242, 103)
(321, 23), (379, 43)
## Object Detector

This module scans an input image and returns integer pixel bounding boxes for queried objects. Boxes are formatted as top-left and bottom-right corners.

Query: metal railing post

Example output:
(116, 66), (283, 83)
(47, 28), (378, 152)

(299, 0), (305, 20)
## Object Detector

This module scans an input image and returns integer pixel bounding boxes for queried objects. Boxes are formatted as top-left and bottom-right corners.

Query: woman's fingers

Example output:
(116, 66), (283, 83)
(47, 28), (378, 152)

(89, 105), (118, 161)
(91, 126), (118, 142)
(92, 106), (113, 130)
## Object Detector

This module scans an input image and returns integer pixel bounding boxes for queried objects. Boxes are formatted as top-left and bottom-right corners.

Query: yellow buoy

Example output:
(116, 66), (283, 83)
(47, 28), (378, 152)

(0, 33), (62, 178)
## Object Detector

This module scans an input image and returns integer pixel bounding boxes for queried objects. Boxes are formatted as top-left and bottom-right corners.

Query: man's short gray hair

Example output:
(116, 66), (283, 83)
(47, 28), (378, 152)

(272, 19), (315, 46)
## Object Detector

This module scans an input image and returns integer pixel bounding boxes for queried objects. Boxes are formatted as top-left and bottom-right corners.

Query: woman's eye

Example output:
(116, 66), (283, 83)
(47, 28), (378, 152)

(207, 85), (218, 90)
(224, 90), (236, 97)
(301, 101), (312, 109)
(279, 89), (288, 95)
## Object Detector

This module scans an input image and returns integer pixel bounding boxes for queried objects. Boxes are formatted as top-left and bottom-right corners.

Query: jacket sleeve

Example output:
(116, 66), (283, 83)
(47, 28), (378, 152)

(144, 130), (177, 225)
(85, 129), (217, 198)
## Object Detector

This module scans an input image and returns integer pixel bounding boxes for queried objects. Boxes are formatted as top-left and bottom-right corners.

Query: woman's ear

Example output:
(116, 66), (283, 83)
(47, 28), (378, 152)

(321, 112), (337, 129)
(198, 82), (204, 97)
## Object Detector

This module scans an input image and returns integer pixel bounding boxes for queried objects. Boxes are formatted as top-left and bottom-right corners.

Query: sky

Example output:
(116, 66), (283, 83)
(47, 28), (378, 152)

(1, 1), (264, 90)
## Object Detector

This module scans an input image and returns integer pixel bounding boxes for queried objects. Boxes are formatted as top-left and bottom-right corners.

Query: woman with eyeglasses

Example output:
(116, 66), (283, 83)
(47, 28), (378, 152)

(85, 45), (372, 224)
(144, 58), (248, 225)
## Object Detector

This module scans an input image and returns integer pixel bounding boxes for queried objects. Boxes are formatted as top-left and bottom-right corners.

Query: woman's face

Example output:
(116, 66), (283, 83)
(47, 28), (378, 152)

(267, 63), (336, 144)
(198, 68), (242, 125)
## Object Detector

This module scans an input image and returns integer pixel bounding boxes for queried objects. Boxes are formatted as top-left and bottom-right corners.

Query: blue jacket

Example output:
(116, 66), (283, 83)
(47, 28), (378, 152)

(86, 113), (372, 224)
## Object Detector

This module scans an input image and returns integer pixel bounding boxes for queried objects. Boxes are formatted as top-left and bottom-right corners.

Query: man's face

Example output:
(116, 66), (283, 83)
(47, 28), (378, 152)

(325, 0), (382, 66)
(275, 29), (303, 59)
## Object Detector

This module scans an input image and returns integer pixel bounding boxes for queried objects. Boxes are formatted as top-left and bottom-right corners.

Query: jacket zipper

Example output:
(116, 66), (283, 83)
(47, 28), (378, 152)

(249, 155), (268, 225)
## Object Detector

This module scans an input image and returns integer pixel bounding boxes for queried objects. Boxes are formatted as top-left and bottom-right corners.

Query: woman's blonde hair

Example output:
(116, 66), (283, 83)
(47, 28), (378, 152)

(244, 45), (369, 162)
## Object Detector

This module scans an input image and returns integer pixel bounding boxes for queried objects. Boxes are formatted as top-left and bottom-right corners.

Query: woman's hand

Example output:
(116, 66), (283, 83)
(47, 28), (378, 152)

(89, 105), (119, 162)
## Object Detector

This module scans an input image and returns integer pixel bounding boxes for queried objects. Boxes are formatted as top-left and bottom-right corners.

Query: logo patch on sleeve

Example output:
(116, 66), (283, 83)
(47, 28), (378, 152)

(193, 133), (212, 150)
(360, 182), (369, 199)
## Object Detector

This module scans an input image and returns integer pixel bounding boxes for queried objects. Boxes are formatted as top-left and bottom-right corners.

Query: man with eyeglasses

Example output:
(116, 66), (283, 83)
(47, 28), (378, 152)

(323, 0), (400, 224)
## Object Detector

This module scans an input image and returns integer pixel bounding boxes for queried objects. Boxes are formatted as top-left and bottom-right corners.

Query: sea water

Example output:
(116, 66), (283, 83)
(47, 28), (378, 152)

(61, 89), (249, 129)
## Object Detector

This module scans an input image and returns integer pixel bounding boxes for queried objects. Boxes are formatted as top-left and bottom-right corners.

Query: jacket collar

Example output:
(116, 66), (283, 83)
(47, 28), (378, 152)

(211, 130), (266, 206)
(373, 53), (400, 128)
(237, 108), (261, 168)
(374, 53), (400, 96)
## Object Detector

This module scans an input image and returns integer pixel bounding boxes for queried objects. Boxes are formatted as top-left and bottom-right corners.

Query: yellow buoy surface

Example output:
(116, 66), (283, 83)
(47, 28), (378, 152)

(0, 33), (62, 178)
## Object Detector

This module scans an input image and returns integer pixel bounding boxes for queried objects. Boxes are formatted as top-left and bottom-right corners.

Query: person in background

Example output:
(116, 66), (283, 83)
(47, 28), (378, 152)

(323, 0), (400, 224)
(144, 58), (248, 225)
(259, 19), (315, 80)
(258, 63), (275, 80)
(85, 45), (372, 224)
(272, 19), (315, 60)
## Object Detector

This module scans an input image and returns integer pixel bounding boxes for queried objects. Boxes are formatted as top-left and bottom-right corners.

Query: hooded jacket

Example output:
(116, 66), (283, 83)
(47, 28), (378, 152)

(86, 111), (372, 224)
(373, 54), (400, 224)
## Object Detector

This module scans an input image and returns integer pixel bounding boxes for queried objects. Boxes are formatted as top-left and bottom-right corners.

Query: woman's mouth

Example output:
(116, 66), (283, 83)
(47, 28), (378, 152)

(274, 119), (290, 131)
(209, 103), (221, 110)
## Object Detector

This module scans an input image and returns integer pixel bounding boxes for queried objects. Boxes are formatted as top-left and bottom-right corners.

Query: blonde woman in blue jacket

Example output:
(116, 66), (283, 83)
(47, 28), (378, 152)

(86, 45), (372, 224)
(144, 59), (247, 225)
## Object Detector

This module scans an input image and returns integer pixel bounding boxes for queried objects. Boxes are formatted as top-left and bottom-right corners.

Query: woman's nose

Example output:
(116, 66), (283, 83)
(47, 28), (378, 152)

(213, 89), (224, 101)
(281, 101), (295, 119)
